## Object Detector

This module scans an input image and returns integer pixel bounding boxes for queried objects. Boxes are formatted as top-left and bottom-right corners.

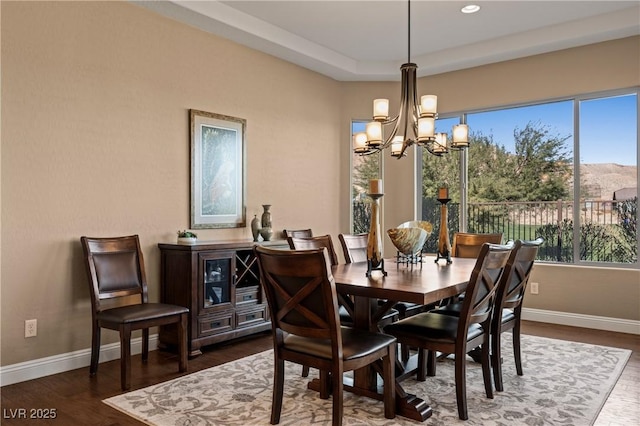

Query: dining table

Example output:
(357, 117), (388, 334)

(310, 255), (477, 422)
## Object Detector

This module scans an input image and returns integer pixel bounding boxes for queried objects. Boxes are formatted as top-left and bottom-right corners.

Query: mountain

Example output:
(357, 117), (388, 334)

(578, 163), (637, 200)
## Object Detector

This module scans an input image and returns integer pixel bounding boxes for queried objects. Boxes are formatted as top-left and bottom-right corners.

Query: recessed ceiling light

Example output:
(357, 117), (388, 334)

(461, 4), (481, 14)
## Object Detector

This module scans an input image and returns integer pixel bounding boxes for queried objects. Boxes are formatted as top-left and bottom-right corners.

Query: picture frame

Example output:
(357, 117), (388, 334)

(190, 109), (246, 229)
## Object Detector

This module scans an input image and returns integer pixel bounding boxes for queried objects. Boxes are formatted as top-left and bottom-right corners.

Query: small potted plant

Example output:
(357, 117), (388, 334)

(177, 230), (198, 245)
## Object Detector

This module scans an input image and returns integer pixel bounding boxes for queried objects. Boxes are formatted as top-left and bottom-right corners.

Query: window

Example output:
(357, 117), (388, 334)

(351, 120), (381, 233)
(418, 90), (638, 266)
(577, 93), (638, 264)
(420, 116), (463, 252)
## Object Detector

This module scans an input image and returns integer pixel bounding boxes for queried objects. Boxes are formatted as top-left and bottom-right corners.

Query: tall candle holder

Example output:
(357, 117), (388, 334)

(366, 180), (387, 277)
(435, 187), (452, 264)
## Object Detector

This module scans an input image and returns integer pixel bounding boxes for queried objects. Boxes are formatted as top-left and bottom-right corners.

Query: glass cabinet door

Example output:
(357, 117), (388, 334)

(200, 253), (234, 310)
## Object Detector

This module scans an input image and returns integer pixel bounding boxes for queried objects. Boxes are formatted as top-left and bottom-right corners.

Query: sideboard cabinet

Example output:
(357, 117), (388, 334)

(158, 239), (286, 356)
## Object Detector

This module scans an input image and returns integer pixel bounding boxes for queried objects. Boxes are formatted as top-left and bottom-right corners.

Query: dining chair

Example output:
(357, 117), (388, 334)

(452, 232), (503, 258)
(254, 245), (396, 425)
(80, 235), (188, 391)
(383, 243), (512, 420)
(338, 232), (423, 361)
(491, 238), (543, 391)
(430, 238), (542, 390)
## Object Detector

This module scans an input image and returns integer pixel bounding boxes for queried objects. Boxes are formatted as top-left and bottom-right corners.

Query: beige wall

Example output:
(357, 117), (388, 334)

(1, 2), (638, 367)
(1, 1), (343, 365)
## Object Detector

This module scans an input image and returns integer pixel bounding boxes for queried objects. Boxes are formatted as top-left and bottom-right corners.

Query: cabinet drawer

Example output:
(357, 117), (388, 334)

(236, 306), (267, 328)
(199, 313), (233, 336)
(236, 286), (260, 305)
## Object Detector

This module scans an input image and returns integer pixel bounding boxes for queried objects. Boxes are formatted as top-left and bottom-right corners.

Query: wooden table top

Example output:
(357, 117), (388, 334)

(331, 255), (476, 305)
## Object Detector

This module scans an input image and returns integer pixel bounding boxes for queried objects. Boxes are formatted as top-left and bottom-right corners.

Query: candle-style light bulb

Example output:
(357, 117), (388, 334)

(373, 99), (389, 121)
(366, 122), (383, 147)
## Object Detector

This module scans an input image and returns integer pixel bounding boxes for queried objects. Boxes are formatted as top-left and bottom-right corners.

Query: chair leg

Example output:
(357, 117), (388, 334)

(331, 364), (344, 426)
(142, 328), (149, 363)
(301, 365), (310, 377)
(178, 313), (188, 373)
(319, 370), (330, 400)
(513, 321), (523, 376)
(383, 346), (396, 420)
(417, 349), (426, 381)
(271, 357), (285, 425)
(481, 343), (494, 399)
(454, 346), (468, 421)
(90, 323), (101, 377)
(401, 344), (410, 363)
(492, 328), (504, 392)
(426, 350), (437, 377)
(120, 325), (132, 391)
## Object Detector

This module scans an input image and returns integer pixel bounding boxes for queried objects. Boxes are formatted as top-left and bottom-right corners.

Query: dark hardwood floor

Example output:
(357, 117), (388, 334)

(1, 321), (638, 425)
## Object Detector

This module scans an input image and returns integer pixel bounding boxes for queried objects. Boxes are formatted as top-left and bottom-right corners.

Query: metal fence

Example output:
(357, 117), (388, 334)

(354, 197), (637, 263)
(422, 198), (638, 264)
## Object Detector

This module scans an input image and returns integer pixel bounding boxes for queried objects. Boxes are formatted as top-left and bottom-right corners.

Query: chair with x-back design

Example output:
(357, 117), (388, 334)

(255, 245), (396, 426)
(384, 243), (512, 420)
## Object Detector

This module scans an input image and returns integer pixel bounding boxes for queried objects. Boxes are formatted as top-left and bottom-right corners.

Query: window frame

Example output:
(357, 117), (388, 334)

(417, 87), (639, 269)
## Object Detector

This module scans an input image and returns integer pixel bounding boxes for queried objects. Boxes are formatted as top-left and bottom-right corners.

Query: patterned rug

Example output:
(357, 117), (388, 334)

(104, 335), (630, 426)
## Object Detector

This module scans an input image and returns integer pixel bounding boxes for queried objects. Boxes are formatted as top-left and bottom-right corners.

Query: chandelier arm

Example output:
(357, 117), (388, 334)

(399, 65), (411, 146)
(381, 116), (399, 126)
(408, 64), (420, 141)
(383, 122), (400, 148)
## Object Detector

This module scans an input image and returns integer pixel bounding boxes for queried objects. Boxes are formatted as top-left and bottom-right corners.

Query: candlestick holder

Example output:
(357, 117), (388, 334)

(435, 195), (452, 264)
(366, 192), (387, 277)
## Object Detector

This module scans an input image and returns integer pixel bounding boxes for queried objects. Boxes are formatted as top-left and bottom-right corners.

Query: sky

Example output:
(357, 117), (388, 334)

(353, 93), (638, 166)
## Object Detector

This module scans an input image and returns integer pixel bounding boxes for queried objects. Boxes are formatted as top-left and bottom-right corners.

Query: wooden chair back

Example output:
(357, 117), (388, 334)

(81, 235), (148, 313)
(458, 243), (512, 330)
(452, 232), (503, 258)
(255, 245), (341, 347)
(495, 238), (543, 313)
(283, 228), (313, 238)
(287, 234), (339, 266)
(338, 233), (368, 263)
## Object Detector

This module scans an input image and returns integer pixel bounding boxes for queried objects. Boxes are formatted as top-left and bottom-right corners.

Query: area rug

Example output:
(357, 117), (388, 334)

(104, 335), (630, 426)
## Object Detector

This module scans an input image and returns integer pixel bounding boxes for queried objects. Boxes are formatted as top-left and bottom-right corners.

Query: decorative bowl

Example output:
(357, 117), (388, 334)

(387, 227), (428, 256)
(398, 220), (433, 235)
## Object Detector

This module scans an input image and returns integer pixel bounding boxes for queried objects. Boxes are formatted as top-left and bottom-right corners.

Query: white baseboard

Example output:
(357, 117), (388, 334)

(521, 308), (640, 335)
(0, 335), (158, 387)
(2, 310), (639, 387)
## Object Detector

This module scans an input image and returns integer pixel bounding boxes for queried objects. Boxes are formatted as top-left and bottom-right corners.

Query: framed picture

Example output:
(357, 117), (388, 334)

(190, 109), (246, 229)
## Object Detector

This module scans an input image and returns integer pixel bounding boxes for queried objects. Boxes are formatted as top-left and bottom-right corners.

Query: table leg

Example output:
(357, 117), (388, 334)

(351, 295), (433, 422)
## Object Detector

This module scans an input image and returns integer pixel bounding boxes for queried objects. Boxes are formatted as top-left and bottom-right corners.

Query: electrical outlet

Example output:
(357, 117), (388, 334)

(25, 319), (37, 338)
(530, 282), (539, 295)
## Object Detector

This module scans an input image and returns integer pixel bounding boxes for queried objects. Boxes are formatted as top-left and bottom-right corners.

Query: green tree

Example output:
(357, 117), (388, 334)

(352, 152), (380, 232)
(510, 122), (571, 201)
(353, 153), (380, 197)
(422, 148), (461, 200)
(422, 121), (572, 203)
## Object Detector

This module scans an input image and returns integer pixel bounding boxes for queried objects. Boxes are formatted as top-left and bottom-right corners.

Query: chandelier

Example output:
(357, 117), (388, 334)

(354, 0), (470, 158)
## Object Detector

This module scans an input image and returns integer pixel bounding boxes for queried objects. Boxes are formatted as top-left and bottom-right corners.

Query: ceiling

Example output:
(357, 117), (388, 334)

(135, 1), (640, 81)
